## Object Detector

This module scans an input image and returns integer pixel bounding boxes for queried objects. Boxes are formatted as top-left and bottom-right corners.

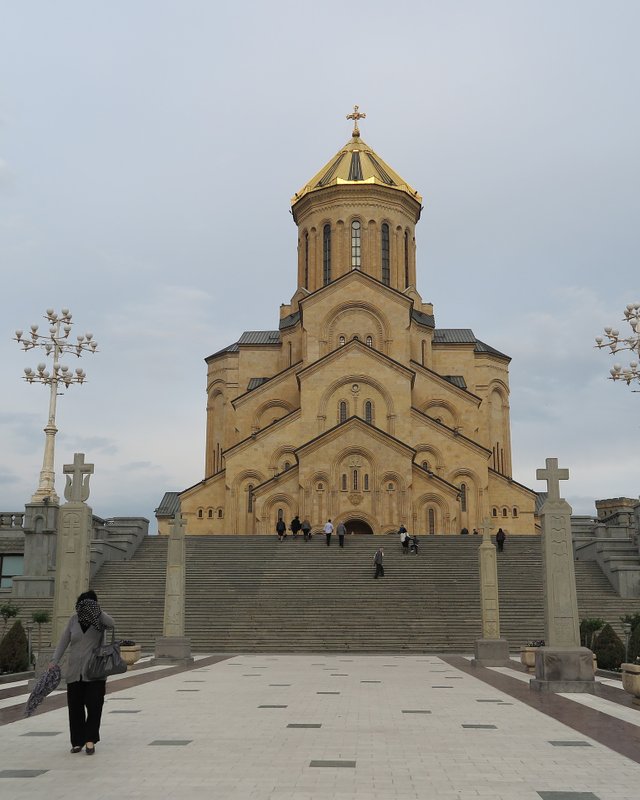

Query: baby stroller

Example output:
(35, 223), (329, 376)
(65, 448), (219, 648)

(409, 536), (419, 555)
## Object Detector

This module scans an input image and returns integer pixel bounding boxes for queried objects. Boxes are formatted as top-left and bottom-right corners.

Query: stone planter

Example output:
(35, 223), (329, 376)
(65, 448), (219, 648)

(120, 644), (142, 668)
(621, 663), (640, 706)
(520, 646), (538, 673)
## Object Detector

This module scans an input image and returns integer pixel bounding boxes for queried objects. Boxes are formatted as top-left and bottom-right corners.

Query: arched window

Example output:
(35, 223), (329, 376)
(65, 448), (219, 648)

(513, 507), (519, 518)
(208, 508), (213, 518)
(197, 508), (203, 519)
(284, 461), (291, 470)
(353, 334), (360, 341)
(339, 335), (346, 346)
(388, 482), (394, 491)
(366, 335), (373, 348)
(341, 474), (347, 491)
(422, 460), (429, 471)
(492, 507), (498, 517)
(364, 473), (369, 491)
(364, 400), (373, 424)
(381, 223), (390, 285)
(317, 483), (324, 490)
(351, 220), (361, 268)
(217, 508), (223, 519)
(247, 485), (254, 513)
(460, 483), (467, 512)
(277, 508), (284, 521)
(404, 230), (410, 288)
(339, 401), (347, 423)
(502, 507), (508, 517)
(323, 224), (331, 285)
(353, 470), (359, 491)
(304, 231), (309, 289)
(428, 508), (435, 535)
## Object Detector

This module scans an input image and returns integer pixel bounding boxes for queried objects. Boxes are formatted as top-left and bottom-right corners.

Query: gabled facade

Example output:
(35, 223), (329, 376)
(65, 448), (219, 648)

(171, 118), (536, 535)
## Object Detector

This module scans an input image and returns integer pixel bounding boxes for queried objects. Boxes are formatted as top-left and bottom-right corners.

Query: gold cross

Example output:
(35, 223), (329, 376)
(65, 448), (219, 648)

(346, 105), (366, 137)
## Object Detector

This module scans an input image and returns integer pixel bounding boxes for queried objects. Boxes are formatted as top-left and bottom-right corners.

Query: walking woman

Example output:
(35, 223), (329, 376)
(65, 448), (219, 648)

(50, 590), (115, 755)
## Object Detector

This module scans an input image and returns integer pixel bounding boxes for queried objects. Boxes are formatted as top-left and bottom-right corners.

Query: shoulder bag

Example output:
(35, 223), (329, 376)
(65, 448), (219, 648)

(84, 628), (128, 681)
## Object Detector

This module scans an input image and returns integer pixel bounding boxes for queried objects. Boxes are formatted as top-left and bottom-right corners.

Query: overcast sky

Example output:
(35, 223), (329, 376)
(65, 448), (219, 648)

(1, 1), (638, 529)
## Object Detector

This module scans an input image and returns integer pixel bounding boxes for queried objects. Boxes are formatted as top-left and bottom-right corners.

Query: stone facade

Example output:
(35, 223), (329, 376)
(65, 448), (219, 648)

(173, 125), (537, 535)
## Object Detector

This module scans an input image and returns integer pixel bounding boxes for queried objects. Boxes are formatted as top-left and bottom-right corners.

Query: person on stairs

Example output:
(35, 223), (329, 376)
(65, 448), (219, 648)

(337, 520), (347, 548)
(301, 519), (312, 541)
(373, 547), (385, 579)
(496, 528), (506, 552)
(276, 517), (286, 542)
(399, 524), (409, 555)
(290, 515), (302, 538)
(324, 519), (333, 546)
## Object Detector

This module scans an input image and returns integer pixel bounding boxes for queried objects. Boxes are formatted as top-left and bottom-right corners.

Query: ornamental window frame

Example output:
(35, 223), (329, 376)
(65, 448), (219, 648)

(351, 219), (361, 269)
(323, 224), (331, 285)
(381, 222), (390, 285)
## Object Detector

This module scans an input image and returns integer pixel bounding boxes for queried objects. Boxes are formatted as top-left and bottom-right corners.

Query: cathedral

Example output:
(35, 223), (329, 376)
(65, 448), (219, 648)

(163, 109), (536, 536)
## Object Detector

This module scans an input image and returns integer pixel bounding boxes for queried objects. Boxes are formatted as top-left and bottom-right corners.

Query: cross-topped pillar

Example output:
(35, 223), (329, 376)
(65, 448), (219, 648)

(472, 515), (510, 667)
(530, 457), (595, 693)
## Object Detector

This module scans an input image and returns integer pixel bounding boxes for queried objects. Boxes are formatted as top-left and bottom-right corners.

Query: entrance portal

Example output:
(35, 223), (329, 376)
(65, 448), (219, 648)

(346, 519), (374, 535)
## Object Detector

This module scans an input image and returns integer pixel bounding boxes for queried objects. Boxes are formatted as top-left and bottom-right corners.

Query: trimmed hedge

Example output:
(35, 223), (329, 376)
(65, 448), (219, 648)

(0, 620), (29, 673)
(593, 623), (625, 670)
(628, 620), (640, 663)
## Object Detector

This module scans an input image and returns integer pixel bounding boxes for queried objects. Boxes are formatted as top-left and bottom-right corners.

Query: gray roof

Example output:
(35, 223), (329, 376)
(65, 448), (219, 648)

(154, 491), (181, 517)
(279, 311), (300, 330)
(207, 341), (240, 359)
(474, 339), (510, 360)
(536, 492), (548, 514)
(433, 328), (476, 344)
(411, 309), (436, 328)
(247, 377), (269, 392)
(238, 330), (280, 346)
(442, 375), (467, 389)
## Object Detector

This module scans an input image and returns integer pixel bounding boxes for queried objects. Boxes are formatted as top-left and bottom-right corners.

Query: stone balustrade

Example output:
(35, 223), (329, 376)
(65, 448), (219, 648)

(0, 512), (25, 530)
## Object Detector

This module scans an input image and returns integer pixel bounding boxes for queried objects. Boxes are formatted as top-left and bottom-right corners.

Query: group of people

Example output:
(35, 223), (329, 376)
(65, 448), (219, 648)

(398, 524), (419, 555)
(275, 515), (312, 542)
(460, 526), (507, 551)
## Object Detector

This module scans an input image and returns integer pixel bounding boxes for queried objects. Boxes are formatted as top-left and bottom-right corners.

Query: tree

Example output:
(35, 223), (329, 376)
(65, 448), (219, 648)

(580, 618), (606, 649)
(0, 620), (29, 673)
(31, 610), (51, 661)
(0, 601), (20, 639)
(592, 623), (625, 670)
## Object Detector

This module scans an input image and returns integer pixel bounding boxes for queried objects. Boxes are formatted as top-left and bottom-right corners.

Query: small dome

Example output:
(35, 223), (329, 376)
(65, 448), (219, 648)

(292, 135), (422, 207)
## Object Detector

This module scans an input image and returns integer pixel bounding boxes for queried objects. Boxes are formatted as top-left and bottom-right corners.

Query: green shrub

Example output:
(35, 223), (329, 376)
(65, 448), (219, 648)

(593, 623), (625, 670)
(0, 620), (29, 673)
(620, 613), (640, 633)
(580, 618), (606, 649)
(0, 601), (20, 639)
(628, 620), (640, 663)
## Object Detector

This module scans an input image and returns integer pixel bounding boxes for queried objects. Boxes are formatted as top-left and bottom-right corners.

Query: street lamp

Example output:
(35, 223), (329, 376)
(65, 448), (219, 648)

(13, 308), (98, 504)
(595, 303), (640, 389)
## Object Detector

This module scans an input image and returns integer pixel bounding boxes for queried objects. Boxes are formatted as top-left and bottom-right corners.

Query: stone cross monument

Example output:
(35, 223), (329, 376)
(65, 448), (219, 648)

(51, 453), (94, 644)
(530, 457), (595, 693)
(473, 517), (510, 666)
(154, 513), (193, 664)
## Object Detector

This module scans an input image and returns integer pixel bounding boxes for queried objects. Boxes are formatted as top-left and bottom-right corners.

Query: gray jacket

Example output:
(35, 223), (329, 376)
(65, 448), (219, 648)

(52, 611), (115, 683)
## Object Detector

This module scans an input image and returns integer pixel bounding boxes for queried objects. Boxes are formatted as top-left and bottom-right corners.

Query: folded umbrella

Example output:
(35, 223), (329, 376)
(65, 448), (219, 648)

(23, 665), (62, 717)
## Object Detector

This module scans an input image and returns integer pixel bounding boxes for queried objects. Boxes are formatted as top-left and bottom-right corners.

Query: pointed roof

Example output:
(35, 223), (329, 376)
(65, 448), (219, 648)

(292, 135), (422, 206)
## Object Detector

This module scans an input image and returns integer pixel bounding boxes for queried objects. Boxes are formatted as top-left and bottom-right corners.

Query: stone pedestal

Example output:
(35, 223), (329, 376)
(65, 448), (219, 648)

(51, 502), (92, 643)
(12, 501), (59, 598)
(530, 647), (596, 693)
(473, 638), (510, 667)
(153, 636), (193, 665)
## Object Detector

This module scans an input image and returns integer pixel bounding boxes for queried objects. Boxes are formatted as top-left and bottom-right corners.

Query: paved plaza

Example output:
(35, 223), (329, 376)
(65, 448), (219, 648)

(1, 653), (639, 799)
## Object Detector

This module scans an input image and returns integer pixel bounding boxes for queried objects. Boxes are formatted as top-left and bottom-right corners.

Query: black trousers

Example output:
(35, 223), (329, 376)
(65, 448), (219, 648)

(326, 533), (331, 546)
(338, 535), (345, 548)
(374, 563), (384, 578)
(67, 679), (106, 746)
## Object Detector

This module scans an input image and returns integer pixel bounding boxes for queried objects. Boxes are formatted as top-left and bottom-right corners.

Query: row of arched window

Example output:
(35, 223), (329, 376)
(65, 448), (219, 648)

(339, 334), (374, 347)
(197, 507), (224, 519)
(341, 470), (370, 491)
(304, 222), (411, 288)
(338, 400), (374, 424)
(492, 506), (519, 518)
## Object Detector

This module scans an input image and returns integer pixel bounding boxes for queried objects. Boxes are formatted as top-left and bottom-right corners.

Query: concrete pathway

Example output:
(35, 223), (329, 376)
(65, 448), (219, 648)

(1, 654), (639, 799)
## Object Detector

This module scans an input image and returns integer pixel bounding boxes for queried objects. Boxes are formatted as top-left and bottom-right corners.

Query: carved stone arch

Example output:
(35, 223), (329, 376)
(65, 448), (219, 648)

(319, 374), (395, 431)
(422, 399), (459, 429)
(332, 445), (376, 480)
(231, 469), (265, 492)
(415, 492), (452, 535)
(322, 301), (390, 353)
(261, 492), (296, 532)
(269, 445), (297, 473)
(414, 444), (443, 472)
(336, 508), (379, 532)
(253, 399), (294, 431)
(207, 379), (226, 403)
(448, 467), (481, 526)
(379, 471), (406, 493)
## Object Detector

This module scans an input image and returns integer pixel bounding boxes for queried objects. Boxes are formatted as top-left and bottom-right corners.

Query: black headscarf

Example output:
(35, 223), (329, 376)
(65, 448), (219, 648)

(76, 598), (103, 632)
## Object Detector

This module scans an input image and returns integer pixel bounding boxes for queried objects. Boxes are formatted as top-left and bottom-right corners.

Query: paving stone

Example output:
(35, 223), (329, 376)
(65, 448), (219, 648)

(361, 680), (381, 683)
(20, 731), (61, 736)
(109, 709), (142, 713)
(548, 741), (592, 747)
(258, 705), (288, 708)
(461, 724), (497, 729)
(402, 710), (431, 714)
(537, 794), (600, 800)
(287, 723), (322, 728)
(0, 770), (48, 778)
(317, 691), (340, 694)
(149, 740), (192, 746)
(309, 760), (356, 768)
(269, 684), (292, 686)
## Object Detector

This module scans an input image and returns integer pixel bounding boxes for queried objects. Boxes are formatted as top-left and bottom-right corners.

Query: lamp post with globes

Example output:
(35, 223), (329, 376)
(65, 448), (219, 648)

(595, 303), (640, 389)
(13, 308), (98, 504)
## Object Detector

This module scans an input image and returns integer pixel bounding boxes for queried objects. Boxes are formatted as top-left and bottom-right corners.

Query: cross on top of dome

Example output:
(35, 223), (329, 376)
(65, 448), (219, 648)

(346, 105), (366, 137)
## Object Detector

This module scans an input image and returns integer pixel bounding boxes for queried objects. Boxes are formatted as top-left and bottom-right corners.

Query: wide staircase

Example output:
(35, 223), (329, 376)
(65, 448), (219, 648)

(87, 535), (640, 654)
